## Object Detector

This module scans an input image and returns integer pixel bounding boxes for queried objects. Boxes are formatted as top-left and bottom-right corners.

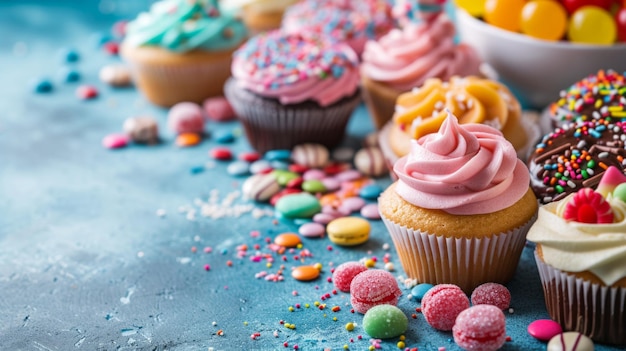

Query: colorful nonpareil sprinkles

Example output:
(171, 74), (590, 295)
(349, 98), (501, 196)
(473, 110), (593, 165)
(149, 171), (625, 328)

(233, 31), (358, 91)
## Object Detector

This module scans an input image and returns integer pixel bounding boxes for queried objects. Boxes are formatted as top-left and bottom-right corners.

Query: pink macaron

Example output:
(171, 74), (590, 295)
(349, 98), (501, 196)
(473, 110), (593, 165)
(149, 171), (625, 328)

(167, 102), (205, 134)
(350, 269), (401, 314)
(333, 261), (368, 293)
(421, 284), (470, 331)
(453, 304), (507, 351)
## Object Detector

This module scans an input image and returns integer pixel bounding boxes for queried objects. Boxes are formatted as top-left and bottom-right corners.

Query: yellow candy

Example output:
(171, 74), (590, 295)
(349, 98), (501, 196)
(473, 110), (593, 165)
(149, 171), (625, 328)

(454, 0), (486, 17)
(484, 0), (525, 32)
(326, 217), (370, 246)
(568, 6), (616, 45)
(521, 0), (568, 41)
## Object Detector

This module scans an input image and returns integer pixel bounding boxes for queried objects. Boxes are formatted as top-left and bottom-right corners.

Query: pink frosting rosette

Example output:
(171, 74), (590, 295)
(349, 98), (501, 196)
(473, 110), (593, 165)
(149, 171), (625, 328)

(393, 111), (530, 215)
(361, 12), (481, 91)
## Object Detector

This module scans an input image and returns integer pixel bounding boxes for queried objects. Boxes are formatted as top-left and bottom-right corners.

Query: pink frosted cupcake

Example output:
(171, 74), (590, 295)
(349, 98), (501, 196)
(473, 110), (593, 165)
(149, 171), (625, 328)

(224, 30), (361, 152)
(379, 111), (538, 293)
(527, 166), (626, 346)
(281, 0), (395, 56)
(361, 0), (481, 129)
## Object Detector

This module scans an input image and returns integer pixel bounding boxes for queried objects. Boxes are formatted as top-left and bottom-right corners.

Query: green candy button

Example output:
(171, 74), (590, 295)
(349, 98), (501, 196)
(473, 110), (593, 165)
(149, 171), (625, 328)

(362, 304), (408, 339)
(275, 193), (321, 218)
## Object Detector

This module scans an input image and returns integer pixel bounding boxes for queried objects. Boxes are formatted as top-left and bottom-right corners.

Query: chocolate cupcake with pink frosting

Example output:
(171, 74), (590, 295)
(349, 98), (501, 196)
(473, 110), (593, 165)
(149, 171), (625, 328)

(224, 30), (361, 152)
(361, 0), (482, 129)
(378, 110), (538, 293)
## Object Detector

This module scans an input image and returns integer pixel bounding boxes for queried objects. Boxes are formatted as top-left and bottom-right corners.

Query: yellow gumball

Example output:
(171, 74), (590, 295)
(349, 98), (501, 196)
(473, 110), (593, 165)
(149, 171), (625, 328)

(484, 0), (526, 32)
(454, 0), (486, 17)
(521, 0), (568, 41)
(568, 6), (617, 45)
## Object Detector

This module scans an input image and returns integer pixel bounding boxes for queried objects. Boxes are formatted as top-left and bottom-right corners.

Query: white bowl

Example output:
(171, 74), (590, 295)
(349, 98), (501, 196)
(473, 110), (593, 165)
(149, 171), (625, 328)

(455, 7), (626, 109)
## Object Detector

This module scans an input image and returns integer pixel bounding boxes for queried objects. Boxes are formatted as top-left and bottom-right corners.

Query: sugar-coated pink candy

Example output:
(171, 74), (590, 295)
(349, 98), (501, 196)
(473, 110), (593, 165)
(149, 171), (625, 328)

(102, 133), (128, 149)
(210, 147), (233, 161)
(333, 261), (368, 292)
(422, 284), (470, 331)
(360, 203), (380, 219)
(298, 222), (325, 238)
(350, 269), (402, 314)
(168, 102), (205, 134)
(453, 305), (506, 351)
(203, 96), (235, 122)
(471, 282), (511, 310)
(528, 319), (563, 342)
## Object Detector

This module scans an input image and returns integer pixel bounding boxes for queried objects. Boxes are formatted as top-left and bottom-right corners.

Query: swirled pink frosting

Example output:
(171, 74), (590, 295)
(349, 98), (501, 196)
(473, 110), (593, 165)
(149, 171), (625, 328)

(393, 111), (530, 215)
(361, 13), (481, 91)
(231, 31), (359, 106)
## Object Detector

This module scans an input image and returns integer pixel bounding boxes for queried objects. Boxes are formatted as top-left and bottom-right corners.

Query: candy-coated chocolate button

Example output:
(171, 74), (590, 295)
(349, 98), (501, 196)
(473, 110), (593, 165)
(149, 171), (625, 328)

(359, 184), (383, 200)
(102, 133), (128, 149)
(272, 170), (299, 186)
(410, 283), (434, 302)
(210, 147), (233, 160)
(302, 179), (326, 193)
(176, 133), (201, 147)
(275, 193), (321, 218)
(291, 265), (320, 281)
(360, 203), (380, 220)
(274, 232), (301, 247)
(528, 319), (563, 341)
(265, 149), (291, 162)
(298, 222), (325, 238)
(327, 217), (370, 246)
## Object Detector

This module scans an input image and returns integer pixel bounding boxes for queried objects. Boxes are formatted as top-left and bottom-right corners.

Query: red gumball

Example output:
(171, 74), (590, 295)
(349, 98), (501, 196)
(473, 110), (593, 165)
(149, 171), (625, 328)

(616, 7), (626, 42)
(562, 0), (614, 14)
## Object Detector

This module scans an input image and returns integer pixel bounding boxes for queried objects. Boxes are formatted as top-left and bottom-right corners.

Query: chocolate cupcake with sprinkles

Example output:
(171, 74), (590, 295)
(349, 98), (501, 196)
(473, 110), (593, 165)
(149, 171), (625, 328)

(544, 69), (626, 130)
(224, 30), (361, 153)
(528, 117), (626, 204)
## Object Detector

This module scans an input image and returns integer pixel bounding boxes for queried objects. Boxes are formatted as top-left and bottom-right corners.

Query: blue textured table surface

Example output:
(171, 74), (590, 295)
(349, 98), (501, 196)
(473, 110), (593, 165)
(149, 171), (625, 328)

(0, 1), (622, 351)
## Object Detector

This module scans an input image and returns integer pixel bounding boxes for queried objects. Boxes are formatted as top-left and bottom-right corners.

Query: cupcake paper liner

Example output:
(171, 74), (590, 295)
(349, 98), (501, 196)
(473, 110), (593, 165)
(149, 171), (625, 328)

(224, 78), (361, 153)
(535, 251), (626, 346)
(381, 213), (535, 293)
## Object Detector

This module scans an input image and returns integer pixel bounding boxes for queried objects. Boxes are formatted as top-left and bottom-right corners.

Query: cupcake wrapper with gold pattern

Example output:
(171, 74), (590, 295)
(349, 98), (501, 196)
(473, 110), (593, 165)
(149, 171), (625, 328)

(534, 251), (626, 346)
(121, 45), (236, 107)
(377, 112), (542, 181)
(381, 213), (536, 294)
(224, 78), (361, 153)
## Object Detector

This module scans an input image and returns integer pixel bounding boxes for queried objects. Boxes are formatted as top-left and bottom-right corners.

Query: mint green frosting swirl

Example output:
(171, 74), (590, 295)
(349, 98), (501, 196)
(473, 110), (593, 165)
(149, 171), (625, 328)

(124, 0), (247, 53)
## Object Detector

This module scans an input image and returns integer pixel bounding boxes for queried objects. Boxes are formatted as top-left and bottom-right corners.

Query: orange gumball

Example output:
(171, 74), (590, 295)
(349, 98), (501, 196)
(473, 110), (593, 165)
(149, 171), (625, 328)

(521, 0), (568, 41)
(484, 0), (526, 32)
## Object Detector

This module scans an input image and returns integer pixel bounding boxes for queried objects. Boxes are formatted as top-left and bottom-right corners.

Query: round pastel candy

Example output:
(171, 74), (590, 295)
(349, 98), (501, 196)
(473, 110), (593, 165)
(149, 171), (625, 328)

(360, 203), (380, 220)
(102, 133), (129, 149)
(275, 193), (321, 218)
(350, 269), (402, 313)
(168, 102), (205, 134)
(359, 184), (383, 200)
(470, 282), (511, 310)
(99, 64), (132, 87)
(303, 169), (326, 181)
(302, 179), (326, 193)
(339, 197), (366, 213)
(123, 116), (159, 144)
(333, 261), (368, 292)
(335, 169), (362, 182)
(272, 169), (299, 186)
(32, 78), (53, 93)
(292, 143), (329, 168)
(265, 149), (291, 162)
(214, 130), (235, 144)
(59, 47), (79, 63)
(269, 188), (301, 206)
(363, 304), (408, 339)
(210, 147), (233, 161)
(242, 173), (281, 202)
(527, 319), (563, 341)
(484, 0), (525, 32)
(175, 133), (201, 147)
(354, 147), (386, 177)
(203, 96), (236, 122)
(614, 183), (626, 203)
(76, 85), (98, 100)
(521, 0), (568, 41)
(292, 265), (320, 281)
(274, 232), (301, 247)
(249, 159), (272, 174)
(226, 160), (250, 176)
(453, 305), (506, 351)
(568, 6), (616, 44)
(59, 66), (81, 83)
(270, 160), (289, 170)
(410, 283), (434, 302)
(421, 284), (470, 331)
(239, 151), (261, 163)
(298, 222), (325, 238)
(327, 217), (370, 246)
(547, 332), (594, 351)
(312, 212), (338, 225)
(321, 177), (340, 192)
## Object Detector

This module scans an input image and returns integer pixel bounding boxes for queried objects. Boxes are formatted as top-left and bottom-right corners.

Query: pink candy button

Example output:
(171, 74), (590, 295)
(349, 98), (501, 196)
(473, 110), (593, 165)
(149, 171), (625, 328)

(102, 133), (128, 149)
(527, 319), (563, 341)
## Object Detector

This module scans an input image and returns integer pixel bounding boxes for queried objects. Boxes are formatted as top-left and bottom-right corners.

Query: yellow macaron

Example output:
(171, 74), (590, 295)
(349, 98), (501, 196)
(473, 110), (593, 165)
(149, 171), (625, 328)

(327, 217), (370, 246)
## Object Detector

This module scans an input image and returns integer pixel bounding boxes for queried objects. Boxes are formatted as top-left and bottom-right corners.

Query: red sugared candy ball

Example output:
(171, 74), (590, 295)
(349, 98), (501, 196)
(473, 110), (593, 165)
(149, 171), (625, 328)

(617, 7), (626, 42)
(421, 284), (470, 331)
(470, 282), (511, 310)
(453, 305), (507, 351)
(350, 269), (402, 314)
(333, 261), (368, 292)
(563, 188), (614, 224)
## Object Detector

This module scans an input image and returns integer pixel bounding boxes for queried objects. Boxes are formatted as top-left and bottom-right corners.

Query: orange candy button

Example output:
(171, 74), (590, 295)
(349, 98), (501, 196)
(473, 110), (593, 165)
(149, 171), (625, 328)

(175, 132), (202, 147)
(292, 265), (320, 281)
(274, 232), (301, 247)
